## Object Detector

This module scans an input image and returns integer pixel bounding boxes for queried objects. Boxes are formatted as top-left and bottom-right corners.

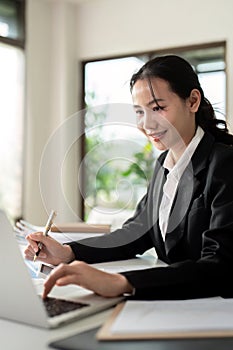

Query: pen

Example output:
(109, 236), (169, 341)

(33, 210), (57, 262)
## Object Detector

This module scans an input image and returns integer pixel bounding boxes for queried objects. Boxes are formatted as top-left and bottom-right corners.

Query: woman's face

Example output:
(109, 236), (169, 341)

(132, 78), (197, 156)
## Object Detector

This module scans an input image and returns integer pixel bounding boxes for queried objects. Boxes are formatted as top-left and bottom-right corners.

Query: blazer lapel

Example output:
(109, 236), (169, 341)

(152, 165), (167, 228)
(149, 154), (168, 260)
(165, 163), (196, 254)
(164, 132), (215, 256)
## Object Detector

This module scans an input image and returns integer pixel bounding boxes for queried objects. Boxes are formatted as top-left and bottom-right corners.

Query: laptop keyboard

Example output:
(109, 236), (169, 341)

(42, 297), (89, 318)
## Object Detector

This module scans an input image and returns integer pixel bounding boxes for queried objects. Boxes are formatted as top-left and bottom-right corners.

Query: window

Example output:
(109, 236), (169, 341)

(174, 45), (226, 120)
(0, 0), (25, 42)
(82, 56), (153, 227)
(82, 43), (226, 228)
(0, 0), (25, 220)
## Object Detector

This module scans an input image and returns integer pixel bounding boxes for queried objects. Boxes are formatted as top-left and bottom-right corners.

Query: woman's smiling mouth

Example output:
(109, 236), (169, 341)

(148, 130), (167, 141)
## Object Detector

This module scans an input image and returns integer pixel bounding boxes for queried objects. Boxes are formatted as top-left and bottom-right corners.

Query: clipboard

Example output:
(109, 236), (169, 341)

(96, 300), (233, 341)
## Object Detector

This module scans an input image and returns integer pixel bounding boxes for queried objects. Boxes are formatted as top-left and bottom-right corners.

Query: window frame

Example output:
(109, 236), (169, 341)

(80, 41), (226, 220)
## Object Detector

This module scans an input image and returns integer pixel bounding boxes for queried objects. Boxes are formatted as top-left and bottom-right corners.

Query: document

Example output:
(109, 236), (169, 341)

(15, 220), (106, 244)
(18, 219), (110, 233)
(97, 298), (233, 340)
(49, 231), (104, 244)
(93, 256), (166, 273)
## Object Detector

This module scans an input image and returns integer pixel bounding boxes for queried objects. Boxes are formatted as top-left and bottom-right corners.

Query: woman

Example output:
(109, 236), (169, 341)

(25, 55), (233, 300)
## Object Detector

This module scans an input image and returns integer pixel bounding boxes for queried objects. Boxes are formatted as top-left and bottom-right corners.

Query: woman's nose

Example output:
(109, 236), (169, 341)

(143, 110), (157, 132)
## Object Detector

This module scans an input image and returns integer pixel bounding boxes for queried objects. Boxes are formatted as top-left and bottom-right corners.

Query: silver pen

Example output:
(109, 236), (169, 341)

(33, 210), (57, 262)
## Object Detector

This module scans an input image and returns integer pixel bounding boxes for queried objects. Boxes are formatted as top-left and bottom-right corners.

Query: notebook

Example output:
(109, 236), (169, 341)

(0, 210), (123, 329)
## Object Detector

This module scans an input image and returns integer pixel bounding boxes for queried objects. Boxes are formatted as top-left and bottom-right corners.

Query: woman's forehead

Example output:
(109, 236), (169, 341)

(132, 78), (171, 104)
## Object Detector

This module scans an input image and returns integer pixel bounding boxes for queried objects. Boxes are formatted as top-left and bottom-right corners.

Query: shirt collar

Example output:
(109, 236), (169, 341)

(163, 126), (205, 179)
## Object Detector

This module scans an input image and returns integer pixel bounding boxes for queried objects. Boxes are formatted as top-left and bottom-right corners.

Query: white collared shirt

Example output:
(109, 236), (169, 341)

(159, 126), (204, 241)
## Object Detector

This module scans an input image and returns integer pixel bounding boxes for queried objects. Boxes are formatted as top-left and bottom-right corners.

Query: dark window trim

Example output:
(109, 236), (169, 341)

(80, 60), (86, 220)
(0, 0), (26, 49)
(81, 41), (226, 65)
(0, 35), (24, 48)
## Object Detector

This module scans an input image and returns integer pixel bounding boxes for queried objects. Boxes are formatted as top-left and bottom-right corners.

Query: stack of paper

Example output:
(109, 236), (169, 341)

(97, 298), (233, 340)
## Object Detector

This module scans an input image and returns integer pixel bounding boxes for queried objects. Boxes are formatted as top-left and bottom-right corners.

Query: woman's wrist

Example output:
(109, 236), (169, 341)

(117, 274), (134, 295)
(63, 244), (75, 263)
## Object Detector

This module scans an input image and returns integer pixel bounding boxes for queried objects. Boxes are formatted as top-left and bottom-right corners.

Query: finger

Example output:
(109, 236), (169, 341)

(26, 232), (45, 251)
(27, 231), (44, 241)
(42, 279), (55, 299)
(24, 241), (47, 259)
(24, 251), (34, 261)
(25, 236), (39, 253)
(55, 275), (78, 287)
(42, 264), (68, 299)
(24, 243), (37, 257)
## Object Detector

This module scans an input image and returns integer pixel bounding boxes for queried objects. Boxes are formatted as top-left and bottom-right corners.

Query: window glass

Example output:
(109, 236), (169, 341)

(199, 71), (226, 120)
(0, 42), (24, 219)
(84, 57), (157, 227)
(0, 0), (23, 40)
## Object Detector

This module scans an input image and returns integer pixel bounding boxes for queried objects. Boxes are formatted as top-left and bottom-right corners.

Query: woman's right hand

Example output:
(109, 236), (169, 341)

(24, 232), (75, 266)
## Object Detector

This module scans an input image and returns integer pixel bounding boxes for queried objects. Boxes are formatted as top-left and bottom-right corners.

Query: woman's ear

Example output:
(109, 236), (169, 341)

(188, 89), (201, 112)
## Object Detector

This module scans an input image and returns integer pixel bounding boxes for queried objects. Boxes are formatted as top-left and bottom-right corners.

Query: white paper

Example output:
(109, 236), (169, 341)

(111, 298), (233, 334)
(49, 231), (104, 243)
(93, 256), (166, 273)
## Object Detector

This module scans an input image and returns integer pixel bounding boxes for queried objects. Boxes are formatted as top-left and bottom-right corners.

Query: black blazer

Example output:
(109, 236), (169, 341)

(68, 132), (233, 299)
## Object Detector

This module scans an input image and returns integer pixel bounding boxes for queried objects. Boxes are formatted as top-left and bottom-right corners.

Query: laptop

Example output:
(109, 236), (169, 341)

(0, 210), (123, 329)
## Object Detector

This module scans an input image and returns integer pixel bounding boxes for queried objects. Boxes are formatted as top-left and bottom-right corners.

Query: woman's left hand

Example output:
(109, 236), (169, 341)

(42, 261), (133, 299)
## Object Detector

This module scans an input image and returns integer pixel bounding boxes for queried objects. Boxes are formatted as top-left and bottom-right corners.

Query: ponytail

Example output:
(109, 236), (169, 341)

(196, 88), (233, 145)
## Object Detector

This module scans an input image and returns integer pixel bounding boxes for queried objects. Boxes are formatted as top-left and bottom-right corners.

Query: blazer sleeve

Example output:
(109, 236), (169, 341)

(66, 152), (167, 264)
(67, 190), (154, 263)
(122, 235), (233, 300)
(122, 145), (233, 299)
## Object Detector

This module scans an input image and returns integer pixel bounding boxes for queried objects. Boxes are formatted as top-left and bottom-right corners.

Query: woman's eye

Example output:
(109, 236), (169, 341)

(135, 110), (144, 116)
(152, 106), (164, 112)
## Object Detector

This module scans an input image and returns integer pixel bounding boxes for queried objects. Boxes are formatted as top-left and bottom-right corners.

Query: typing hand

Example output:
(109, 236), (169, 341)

(42, 261), (133, 299)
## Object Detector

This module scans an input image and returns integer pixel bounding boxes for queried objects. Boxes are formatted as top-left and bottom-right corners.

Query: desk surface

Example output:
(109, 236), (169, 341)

(0, 309), (111, 350)
(3, 312), (233, 350)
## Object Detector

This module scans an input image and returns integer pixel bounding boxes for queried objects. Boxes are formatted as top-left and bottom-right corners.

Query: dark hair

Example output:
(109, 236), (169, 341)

(130, 55), (233, 145)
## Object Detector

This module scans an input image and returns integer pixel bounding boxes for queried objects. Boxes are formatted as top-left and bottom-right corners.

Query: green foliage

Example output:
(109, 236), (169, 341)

(121, 141), (155, 185)
(84, 91), (155, 211)
(84, 91), (119, 205)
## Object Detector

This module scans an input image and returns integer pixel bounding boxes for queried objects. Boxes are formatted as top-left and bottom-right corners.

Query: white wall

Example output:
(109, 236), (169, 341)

(24, 0), (233, 223)
(24, 0), (80, 224)
(76, 0), (231, 59)
(76, 0), (233, 123)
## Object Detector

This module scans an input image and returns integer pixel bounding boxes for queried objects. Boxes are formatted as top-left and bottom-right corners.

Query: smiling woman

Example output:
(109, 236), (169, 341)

(25, 54), (233, 302)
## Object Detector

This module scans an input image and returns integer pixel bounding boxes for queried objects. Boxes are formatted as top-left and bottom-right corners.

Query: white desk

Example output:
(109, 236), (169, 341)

(0, 252), (165, 350)
(0, 308), (111, 350)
